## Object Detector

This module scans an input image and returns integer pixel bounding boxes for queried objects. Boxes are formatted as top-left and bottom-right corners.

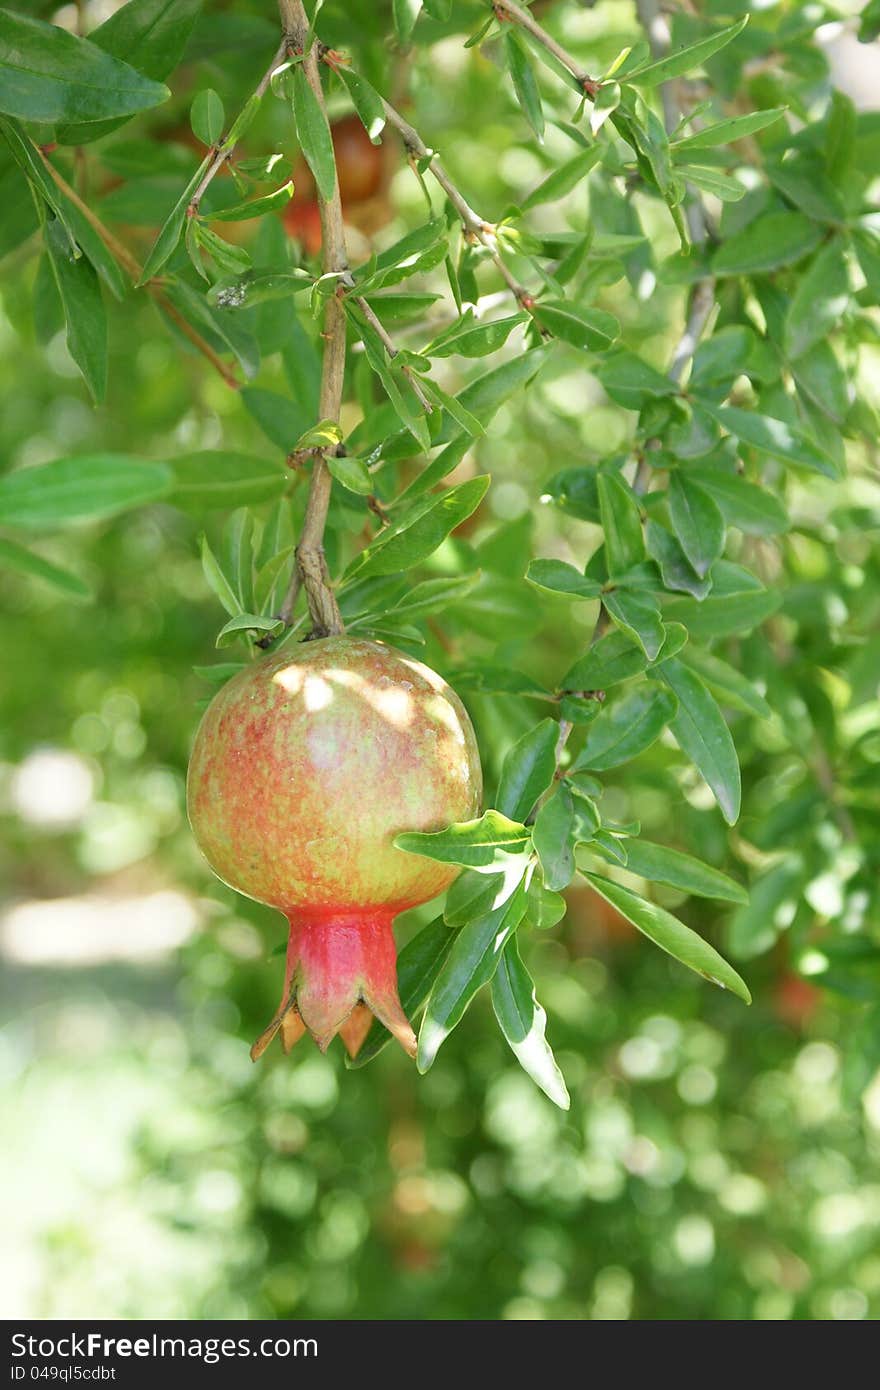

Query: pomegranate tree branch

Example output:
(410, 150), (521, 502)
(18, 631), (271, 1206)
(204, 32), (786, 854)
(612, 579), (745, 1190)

(35, 145), (240, 390)
(278, 0), (346, 636)
(354, 295), (432, 411)
(188, 38), (288, 216)
(377, 96), (532, 305)
(631, 0), (715, 494)
(493, 0), (599, 96)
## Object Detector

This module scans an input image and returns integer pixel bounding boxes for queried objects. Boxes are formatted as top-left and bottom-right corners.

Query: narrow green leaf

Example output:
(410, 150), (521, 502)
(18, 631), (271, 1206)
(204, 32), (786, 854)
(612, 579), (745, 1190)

(621, 840), (748, 903)
(603, 589), (665, 661)
(625, 17), (748, 87)
(336, 67), (386, 142)
(784, 238), (850, 360)
(191, 88), (224, 146)
(559, 629), (646, 691)
(668, 473), (725, 578)
(351, 475), (489, 579)
(208, 182), (295, 221)
(645, 520), (712, 599)
(505, 30), (544, 140)
(0, 535), (90, 599)
(526, 559), (603, 600)
(497, 719), (559, 821)
(418, 865), (532, 1070)
(678, 647), (772, 720)
(395, 810), (530, 870)
(533, 300), (620, 352)
(137, 154), (212, 283)
(0, 8), (169, 124)
(687, 468), (789, 536)
(292, 65), (337, 204)
(657, 658), (741, 824)
(532, 785), (577, 891)
(166, 452), (285, 510)
(699, 402), (838, 478)
(216, 612), (282, 647)
(200, 533), (242, 618)
(597, 349), (677, 409)
(0, 455), (170, 528)
(598, 472), (645, 576)
(520, 146), (601, 211)
(712, 211), (822, 277)
(572, 685), (677, 771)
(585, 873), (751, 1002)
(44, 216), (107, 403)
(672, 107), (785, 152)
(492, 940), (570, 1109)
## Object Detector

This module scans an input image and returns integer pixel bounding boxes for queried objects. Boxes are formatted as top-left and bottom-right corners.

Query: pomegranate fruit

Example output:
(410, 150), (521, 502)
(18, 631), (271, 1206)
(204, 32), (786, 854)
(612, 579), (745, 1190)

(187, 637), (482, 1060)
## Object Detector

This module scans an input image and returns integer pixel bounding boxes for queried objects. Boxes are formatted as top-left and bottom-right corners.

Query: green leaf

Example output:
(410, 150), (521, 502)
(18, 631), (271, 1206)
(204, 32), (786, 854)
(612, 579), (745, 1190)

(350, 476), (489, 579)
(533, 300), (620, 353)
(687, 468), (789, 537)
(591, 81), (621, 136)
(572, 685), (677, 772)
(208, 182), (295, 221)
(200, 533), (241, 618)
(162, 280), (259, 379)
(677, 647), (772, 720)
(137, 155), (212, 283)
(418, 865), (531, 1071)
(584, 873), (750, 1003)
(622, 840), (748, 904)
(668, 473), (725, 578)
(191, 88), (224, 146)
(336, 67), (386, 143)
(672, 107), (785, 152)
(525, 880), (567, 930)
(598, 472), (645, 576)
(425, 314), (524, 360)
(0, 455), (170, 529)
(241, 387), (310, 452)
(727, 859), (804, 961)
(347, 914), (455, 1069)
(291, 66), (337, 204)
(532, 785), (576, 891)
(603, 589), (665, 661)
(44, 216), (107, 403)
(166, 452), (285, 510)
(505, 30), (544, 141)
(656, 658), (741, 824)
(624, 17), (749, 87)
(444, 869), (503, 928)
(377, 574), (478, 623)
(520, 146), (602, 212)
(393, 0), (423, 42)
(0, 535), (90, 599)
(216, 612), (282, 647)
(326, 454), (372, 496)
(784, 238), (850, 361)
(209, 269), (312, 307)
(597, 350), (676, 409)
(395, 810), (530, 870)
(497, 719), (559, 822)
(559, 629), (646, 691)
(526, 559), (603, 600)
(645, 520), (711, 599)
(676, 164), (745, 203)
(0, 8), (169, 124)
(0, 118), (127, 298)
(712, 212), (822, 277)
(492, 941), (570, 1109)
(699, 402), (838, 478)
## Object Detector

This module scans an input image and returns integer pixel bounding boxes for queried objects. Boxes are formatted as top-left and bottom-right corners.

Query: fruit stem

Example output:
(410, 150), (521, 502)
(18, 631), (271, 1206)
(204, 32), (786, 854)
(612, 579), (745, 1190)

(278, 1), (346, 637)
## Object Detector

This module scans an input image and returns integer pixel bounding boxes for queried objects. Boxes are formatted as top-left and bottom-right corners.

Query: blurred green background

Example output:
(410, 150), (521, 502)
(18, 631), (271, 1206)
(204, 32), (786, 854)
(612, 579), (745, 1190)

(3, 0), (880, 1321)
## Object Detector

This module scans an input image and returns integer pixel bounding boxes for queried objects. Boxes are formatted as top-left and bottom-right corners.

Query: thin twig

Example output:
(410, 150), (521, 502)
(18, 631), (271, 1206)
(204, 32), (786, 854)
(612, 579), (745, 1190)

(35, 146), (240, 389)
(377, 96), (533, 306)
(354, 296), (432, 411)
(494, 0), (599, 96)
(188, 39), (288, 216)
(631, 0), (715, 494)
(278, 1), (346, 636)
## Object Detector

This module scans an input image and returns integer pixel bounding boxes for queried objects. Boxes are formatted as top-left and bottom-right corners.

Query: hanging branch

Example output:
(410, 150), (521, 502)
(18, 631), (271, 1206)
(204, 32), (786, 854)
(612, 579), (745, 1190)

(278, 0), (347, 635)
(35, 146), (241, 390)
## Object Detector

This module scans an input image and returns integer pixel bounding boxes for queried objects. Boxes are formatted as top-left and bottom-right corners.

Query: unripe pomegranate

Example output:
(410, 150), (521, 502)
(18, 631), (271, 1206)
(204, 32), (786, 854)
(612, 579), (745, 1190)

(187, 637), (482, 1061)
